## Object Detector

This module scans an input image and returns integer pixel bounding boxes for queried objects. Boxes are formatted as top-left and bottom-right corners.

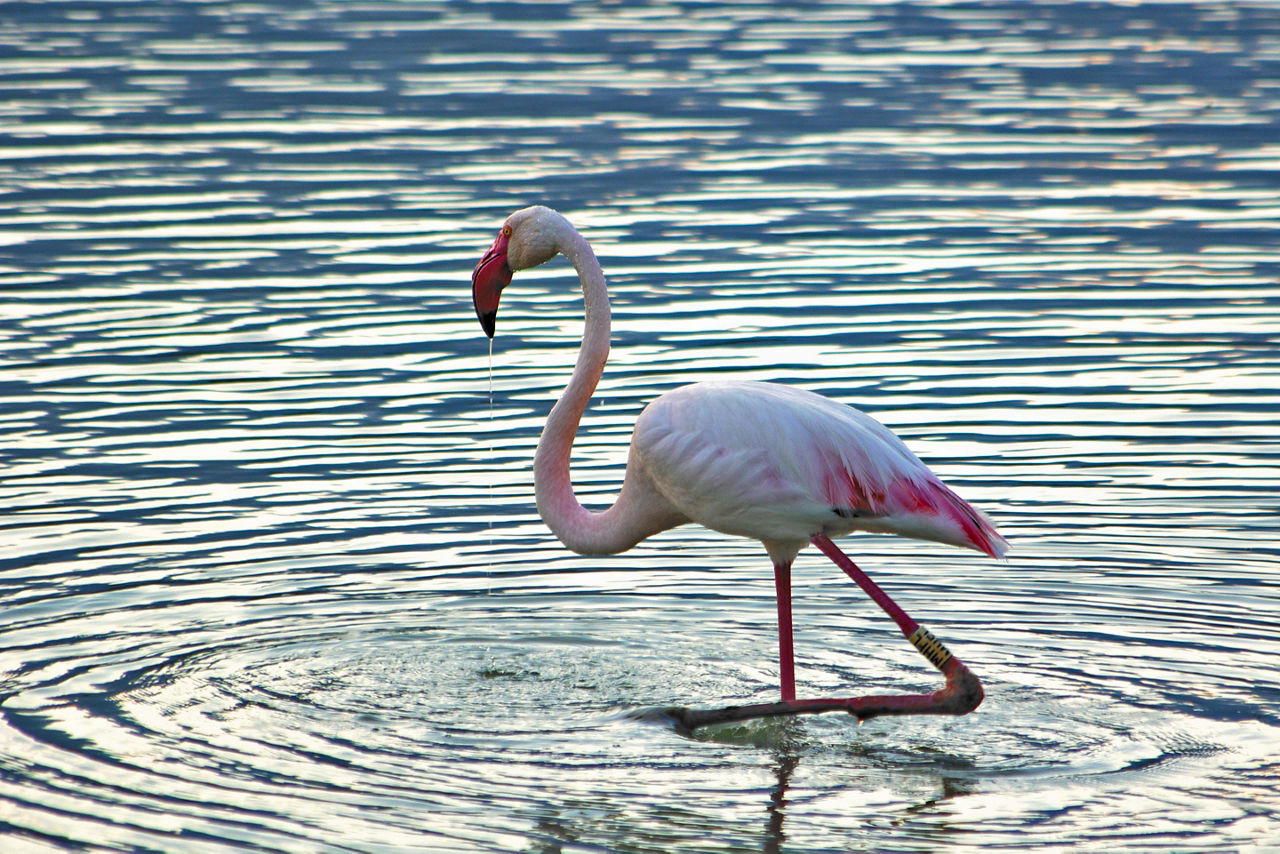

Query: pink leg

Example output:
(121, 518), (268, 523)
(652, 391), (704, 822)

(809, 533), (926, 642)
(664, 533), (982, 732)
(773, 560), (796, 703)
(798, 532), (982, 716)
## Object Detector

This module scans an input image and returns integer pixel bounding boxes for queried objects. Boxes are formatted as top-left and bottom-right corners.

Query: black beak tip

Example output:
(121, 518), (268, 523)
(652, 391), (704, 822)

(479, 310), (496, 338)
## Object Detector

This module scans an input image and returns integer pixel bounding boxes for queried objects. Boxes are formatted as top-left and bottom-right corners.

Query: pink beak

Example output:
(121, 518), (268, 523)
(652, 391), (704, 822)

(472, 229), (512, 338)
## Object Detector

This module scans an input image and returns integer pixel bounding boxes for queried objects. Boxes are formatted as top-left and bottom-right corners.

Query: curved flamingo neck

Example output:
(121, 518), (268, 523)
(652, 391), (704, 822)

(532, 222), (653, 555)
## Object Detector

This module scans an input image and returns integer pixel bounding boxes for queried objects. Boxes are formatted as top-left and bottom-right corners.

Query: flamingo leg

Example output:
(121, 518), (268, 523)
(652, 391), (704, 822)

(810, 533), (944, 651)
(658, 533), (983, 733)
(773, 560), (796, 703)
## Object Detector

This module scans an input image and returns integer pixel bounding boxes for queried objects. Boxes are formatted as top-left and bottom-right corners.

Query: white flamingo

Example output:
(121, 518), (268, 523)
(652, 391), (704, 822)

(471, 206), (1007, 728)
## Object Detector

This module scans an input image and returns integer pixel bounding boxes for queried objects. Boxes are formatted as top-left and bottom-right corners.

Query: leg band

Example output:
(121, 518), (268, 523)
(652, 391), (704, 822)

(908, 626), (952, 670)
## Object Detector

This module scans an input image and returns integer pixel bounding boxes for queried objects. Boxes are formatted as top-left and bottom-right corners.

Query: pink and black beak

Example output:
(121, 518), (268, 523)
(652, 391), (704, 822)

(471, 227), (512, 338)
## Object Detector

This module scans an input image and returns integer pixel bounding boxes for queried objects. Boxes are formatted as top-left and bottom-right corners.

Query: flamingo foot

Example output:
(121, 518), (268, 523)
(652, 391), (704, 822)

(653, 656), (982, 735)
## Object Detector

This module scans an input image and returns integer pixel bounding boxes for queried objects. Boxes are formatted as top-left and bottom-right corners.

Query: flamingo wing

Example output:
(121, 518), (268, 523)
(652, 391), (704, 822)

(631, 381), (1006, 558)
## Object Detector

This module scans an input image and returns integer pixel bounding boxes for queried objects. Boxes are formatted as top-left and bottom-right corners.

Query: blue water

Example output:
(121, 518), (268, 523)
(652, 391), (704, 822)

(2, 1), (1279, 850)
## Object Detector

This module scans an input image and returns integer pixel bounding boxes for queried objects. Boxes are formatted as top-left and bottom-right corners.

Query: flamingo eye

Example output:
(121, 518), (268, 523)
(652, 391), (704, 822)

(502, 225), (512, 237)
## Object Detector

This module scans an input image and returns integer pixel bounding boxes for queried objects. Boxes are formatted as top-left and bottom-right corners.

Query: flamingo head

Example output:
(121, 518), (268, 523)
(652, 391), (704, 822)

(471, 206), (565, 338)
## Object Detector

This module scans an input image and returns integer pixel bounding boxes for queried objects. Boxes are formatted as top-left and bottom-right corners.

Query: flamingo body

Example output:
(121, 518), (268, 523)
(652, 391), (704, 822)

(631, 380), (1005, 563)
(472, 205), (1005, 721)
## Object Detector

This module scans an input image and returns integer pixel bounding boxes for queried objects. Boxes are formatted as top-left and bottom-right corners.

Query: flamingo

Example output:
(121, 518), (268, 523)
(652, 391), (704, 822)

(471, 205), (1007, 729)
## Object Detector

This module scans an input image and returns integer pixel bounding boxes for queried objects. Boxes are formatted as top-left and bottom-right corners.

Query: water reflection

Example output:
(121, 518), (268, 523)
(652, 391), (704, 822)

(1, 0), (1279, 850)
(764, 751), (799, 854)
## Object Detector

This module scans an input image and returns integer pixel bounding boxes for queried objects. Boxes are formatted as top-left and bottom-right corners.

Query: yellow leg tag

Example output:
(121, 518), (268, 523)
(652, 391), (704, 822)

(908, 626), (952, 670)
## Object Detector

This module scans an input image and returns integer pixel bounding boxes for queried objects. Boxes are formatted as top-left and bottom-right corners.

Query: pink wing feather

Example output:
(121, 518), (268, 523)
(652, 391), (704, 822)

(633, 380), (1007, 558)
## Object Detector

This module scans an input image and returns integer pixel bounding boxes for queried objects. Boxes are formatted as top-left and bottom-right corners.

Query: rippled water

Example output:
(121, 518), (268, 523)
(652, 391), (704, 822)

(3, 1), (1279, 850)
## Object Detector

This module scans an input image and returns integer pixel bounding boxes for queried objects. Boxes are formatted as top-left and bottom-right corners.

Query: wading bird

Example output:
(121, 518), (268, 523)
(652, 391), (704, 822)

(471, 206), (1006, 729)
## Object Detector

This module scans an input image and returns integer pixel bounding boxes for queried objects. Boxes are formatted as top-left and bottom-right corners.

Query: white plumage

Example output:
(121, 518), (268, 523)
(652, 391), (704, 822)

(631, 380), (1003, 560)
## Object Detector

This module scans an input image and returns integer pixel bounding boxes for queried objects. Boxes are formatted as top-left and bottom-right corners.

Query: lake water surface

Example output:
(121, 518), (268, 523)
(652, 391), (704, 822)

(2, 1), (1279, 851)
